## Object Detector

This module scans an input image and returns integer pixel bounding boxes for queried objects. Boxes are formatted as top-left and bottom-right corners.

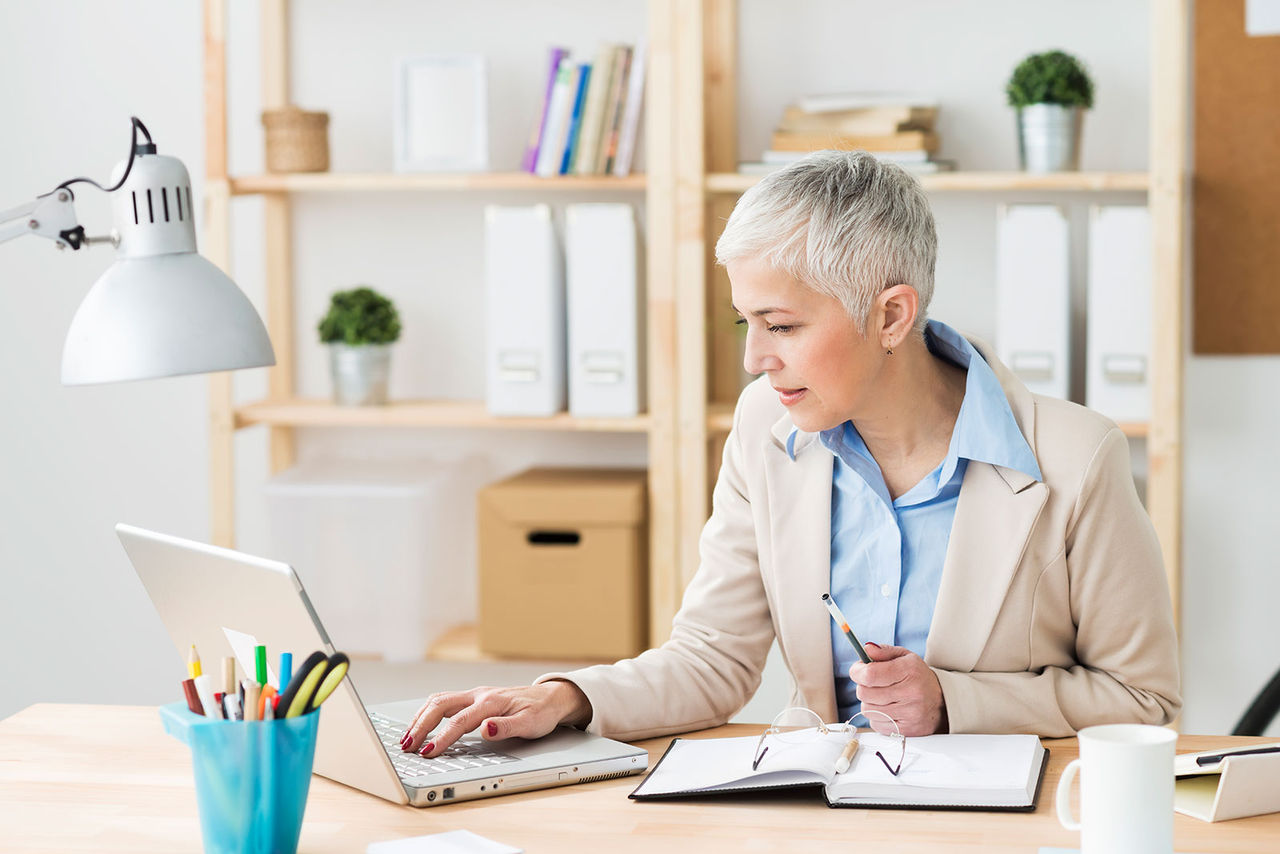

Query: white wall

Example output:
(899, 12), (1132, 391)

(2, 1), (1276, 737)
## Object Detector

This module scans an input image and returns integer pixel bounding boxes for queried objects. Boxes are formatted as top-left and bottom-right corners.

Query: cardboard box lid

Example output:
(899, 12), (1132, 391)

(480, 468), (647, 526)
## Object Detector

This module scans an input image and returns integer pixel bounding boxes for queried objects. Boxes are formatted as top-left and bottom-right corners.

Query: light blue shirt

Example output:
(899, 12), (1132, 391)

(787, 320), (1042, 722)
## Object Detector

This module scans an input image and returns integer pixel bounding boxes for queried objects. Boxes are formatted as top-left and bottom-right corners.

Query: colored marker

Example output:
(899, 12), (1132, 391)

(254, 645), (268, 686)
(258, 685), (278, 720)
(279, 652), (292, 692)
(821, 593), (871, 664)
(187, 644), (203, 679)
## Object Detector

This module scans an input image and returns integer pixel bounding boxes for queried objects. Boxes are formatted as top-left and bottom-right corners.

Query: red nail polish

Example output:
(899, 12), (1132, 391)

(486, 721), (498, 737)
(419, 741), (434, 756)
(400, 736), (412, 751)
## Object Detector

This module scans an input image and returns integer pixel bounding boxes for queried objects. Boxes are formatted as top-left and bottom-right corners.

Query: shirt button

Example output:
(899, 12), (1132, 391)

(880, 583), (891, 598)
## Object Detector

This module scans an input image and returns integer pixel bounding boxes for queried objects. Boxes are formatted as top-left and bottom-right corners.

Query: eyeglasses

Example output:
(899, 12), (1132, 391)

(751, 707), (906, 776)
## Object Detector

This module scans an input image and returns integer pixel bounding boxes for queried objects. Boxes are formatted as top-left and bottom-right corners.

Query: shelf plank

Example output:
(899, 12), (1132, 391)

(229, 172), (646, 194)
(233, 398), (651, 432)
(706, 171), (1150, 195)
(706, 403), (1149, 439)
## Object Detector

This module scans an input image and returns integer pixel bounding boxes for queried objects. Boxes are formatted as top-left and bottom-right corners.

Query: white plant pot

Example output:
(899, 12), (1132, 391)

(329, 343), (392, 406)
(1017, 104), (1084, 172)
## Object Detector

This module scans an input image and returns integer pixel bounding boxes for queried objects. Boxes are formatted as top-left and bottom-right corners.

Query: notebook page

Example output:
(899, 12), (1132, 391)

(632, 733), (846, 796)
(827, 733), (1041, 802)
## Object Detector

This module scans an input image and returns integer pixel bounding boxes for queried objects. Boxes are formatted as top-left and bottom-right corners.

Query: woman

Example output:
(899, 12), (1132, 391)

(399, 150), (1181, 757)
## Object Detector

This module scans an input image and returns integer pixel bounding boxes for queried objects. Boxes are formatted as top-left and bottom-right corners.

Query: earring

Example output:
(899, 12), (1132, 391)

(886, 346), (894, 356)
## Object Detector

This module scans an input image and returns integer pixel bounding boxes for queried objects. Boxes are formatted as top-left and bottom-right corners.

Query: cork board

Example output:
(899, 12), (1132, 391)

(1194, 1), (1280, 353)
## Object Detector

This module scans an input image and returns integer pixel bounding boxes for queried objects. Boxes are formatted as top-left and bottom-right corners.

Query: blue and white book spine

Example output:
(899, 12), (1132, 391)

(484, 205), (566, 415)
(995, 205), (1071, 400)
(565, 204), (644, 417)
(560, 63), (592, 174)
(1086, 205), (1152, 423)
(534, 58), (577, 178)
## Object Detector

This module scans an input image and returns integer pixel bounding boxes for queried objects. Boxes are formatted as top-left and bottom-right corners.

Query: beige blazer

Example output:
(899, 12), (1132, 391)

(541, 338), (1182, 740)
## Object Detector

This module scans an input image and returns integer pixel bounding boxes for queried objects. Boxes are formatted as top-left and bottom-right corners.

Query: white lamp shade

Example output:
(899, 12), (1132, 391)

(61, 252), (276, 385)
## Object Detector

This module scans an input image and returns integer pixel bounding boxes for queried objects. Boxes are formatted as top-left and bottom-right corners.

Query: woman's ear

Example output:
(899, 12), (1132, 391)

(876, 285), (919, 349)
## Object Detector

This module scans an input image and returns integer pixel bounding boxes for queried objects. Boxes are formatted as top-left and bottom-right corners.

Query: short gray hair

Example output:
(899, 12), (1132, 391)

(715, 150), (937, 335)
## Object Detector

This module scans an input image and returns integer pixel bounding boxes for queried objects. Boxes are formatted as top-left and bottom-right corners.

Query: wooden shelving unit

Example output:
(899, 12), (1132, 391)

(202, 0), (1187, 658)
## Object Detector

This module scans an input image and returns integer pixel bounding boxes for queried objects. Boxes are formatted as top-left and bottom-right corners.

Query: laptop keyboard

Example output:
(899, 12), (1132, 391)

(368, 711), (520, 780)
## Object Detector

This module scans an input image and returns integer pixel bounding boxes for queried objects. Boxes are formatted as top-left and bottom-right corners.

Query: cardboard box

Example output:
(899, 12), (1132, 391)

(478, 468), (648, 660)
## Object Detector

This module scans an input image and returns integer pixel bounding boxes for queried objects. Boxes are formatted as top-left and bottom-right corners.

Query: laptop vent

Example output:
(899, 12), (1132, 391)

(578, 770), (636, 785)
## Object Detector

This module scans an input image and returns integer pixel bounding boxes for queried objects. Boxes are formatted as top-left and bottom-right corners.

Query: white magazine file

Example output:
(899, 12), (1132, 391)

(565, 204), (644, 417)
(484, 204), (566, 416)
(995, 205), (1071, 400)
(1086, 205), (1152, 423)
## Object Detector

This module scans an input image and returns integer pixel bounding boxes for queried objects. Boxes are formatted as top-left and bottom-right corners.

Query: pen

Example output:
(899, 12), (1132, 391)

(254, 645), (268, 686)
(1195, 745), (1280, 766)
(835, 737), (860, 774)
(821, 593), (871, 664)
(187, 644), (202, 680)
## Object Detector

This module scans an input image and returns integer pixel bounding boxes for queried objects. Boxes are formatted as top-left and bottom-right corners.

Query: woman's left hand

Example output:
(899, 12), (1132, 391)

(848, 642), (948, 736)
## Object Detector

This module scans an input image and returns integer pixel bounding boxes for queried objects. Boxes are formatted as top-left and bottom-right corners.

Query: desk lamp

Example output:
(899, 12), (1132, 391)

(0, 117), (274, 384)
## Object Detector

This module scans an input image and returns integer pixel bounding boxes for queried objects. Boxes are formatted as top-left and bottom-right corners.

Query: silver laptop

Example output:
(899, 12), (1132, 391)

(117, 523), (648, 806)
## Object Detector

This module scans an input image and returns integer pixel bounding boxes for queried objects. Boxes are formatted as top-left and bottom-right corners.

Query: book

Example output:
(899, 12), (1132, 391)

(522, 47), (568, 173)
(629, 730), (1048, 811)
(793, 91), (940, 114)
(572, 43), (617, 175)
(770, 129), (939, 153)
(534, 56), (579, 177)
(559, 62), (593, 175)
(612, 38), (647, 177)
(596, 45), (633, 174)
(779, 104), (938, 136)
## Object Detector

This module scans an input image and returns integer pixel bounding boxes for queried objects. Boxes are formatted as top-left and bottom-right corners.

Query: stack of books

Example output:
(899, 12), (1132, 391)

(740, 92), (953, 176)
(523, 42), (647, 178)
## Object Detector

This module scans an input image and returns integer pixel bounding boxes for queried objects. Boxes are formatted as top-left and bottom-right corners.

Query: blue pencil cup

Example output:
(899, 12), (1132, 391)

(160, 702), (320, 854)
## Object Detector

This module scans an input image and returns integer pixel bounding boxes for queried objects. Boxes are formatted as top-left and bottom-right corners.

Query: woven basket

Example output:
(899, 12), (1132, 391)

(261, 107), (330, 173)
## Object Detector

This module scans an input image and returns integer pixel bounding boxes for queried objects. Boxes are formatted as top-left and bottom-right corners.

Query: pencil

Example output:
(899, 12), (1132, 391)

(821, 593), (871, 664)
(222, 656), (237, 697)
(187, 644), (202, 680)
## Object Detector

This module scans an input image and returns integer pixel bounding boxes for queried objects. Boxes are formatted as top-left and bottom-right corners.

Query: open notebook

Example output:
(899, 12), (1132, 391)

(630, 730), (1048, 811)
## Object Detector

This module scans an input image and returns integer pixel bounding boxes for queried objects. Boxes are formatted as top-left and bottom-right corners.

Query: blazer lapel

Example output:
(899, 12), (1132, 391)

(765, 414), (838, 721)
(927, 336), (1048, 672)
(926, 461), (1047, 672)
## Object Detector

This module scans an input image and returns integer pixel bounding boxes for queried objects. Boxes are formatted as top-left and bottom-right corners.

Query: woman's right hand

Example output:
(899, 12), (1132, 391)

(398, 679), (592, 757)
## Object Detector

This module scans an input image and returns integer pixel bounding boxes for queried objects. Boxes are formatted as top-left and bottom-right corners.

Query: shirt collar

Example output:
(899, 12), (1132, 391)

(788, 320), (1042, 483)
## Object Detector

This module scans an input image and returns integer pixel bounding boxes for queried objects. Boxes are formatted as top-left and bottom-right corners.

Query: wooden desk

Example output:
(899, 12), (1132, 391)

(2, 704), (1277, 853)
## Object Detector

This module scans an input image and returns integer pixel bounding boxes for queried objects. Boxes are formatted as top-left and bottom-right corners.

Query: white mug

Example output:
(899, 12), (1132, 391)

(1056, 724), (1177, 854)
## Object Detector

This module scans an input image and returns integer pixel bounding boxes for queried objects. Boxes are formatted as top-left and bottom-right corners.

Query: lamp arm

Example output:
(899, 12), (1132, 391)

(0, 190), (85, 249)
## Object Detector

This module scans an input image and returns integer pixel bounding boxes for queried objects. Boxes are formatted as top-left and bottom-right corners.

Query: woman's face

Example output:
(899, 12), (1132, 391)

(728, 255), (881, 433)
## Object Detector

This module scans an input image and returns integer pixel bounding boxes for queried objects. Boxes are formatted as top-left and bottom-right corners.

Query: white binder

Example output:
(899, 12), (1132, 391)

(1086, 205), (1151, 422)
(995, 205), (1071, 400)
(484, 205), (566, 416)
(565, 204), (644, 417)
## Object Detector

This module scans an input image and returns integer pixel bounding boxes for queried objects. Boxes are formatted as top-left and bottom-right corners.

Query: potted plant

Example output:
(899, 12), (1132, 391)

(1006, 50), (1094, 172)
(318, 286), (402, 405)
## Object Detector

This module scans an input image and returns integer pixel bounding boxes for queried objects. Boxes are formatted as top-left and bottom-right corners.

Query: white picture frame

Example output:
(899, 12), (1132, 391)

(393, 54), (489, 172)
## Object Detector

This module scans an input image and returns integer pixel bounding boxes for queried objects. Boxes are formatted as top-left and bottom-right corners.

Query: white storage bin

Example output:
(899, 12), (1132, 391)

(264, 459), (477, 661)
